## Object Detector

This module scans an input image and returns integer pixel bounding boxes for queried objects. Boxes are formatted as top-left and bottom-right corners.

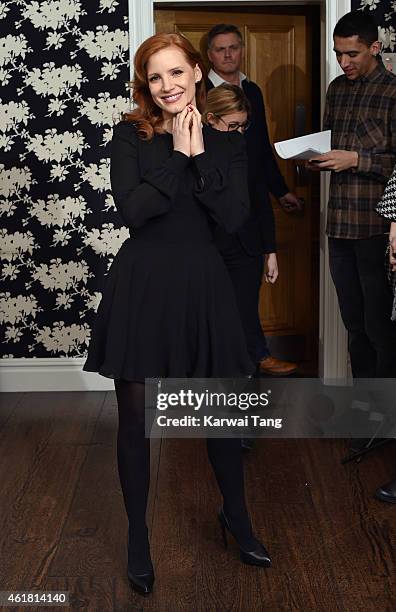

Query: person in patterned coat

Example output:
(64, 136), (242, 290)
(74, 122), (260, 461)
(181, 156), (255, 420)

(373, 170), (396, 503)
(375, 172), (396, 321)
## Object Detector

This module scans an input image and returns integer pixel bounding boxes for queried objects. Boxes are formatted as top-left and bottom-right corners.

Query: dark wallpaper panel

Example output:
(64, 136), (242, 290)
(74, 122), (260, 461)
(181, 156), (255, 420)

(352, 1), (396, 50)
(1, 0), (130, 357)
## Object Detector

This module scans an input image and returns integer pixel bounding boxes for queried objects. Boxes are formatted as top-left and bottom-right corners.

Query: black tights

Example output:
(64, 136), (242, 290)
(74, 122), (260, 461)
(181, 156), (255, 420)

(115, 379), (253, 569)
(115, 380), (151, 572)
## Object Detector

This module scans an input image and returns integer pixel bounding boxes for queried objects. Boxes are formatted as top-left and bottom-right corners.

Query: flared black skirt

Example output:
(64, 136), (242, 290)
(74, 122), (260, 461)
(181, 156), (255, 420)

(83, 238), (253, 380)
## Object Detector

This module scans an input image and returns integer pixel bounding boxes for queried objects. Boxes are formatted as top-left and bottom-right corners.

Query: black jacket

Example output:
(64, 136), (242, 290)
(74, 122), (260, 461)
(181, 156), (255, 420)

(208, 78), (288, 256)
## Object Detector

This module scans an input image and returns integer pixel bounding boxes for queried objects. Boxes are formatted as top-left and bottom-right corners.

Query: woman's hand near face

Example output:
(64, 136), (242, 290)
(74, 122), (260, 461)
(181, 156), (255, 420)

(172, 106), (192, 157)
(189, 105), (204, 157)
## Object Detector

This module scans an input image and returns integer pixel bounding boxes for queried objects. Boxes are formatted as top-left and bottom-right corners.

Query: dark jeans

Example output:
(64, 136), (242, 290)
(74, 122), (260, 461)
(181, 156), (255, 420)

(328, 235), (396, 378)
(221, 242), (270, 363)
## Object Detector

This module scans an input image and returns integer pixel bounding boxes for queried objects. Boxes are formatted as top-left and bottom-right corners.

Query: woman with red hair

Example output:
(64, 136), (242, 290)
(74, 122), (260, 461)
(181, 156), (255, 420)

(84, 32), (271, 596)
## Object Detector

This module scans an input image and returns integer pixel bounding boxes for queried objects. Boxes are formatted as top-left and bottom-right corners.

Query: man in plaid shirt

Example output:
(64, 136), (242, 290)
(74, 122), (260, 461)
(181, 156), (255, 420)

(310, 11), (396, 380)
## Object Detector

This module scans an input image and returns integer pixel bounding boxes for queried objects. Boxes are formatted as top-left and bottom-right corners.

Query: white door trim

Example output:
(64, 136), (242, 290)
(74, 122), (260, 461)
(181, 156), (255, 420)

(321, 0), (351, 382)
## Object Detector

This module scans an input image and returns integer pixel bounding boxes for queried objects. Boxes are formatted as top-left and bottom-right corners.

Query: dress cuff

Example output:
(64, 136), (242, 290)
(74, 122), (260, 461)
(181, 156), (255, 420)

(264, 243), (277, 254)
(192, 152), (213, 175)
(165, 151), (191, 174)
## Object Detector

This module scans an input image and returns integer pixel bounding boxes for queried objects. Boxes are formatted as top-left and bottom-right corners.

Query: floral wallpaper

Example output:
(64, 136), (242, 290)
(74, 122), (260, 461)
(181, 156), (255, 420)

(354, 0), (396, 50)
(4, 1), (393, 361)
(0, 0), (130, 358)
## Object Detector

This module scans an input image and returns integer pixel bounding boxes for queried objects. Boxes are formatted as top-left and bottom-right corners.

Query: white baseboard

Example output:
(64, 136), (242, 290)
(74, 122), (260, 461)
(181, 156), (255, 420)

(0, 358), (114, 392)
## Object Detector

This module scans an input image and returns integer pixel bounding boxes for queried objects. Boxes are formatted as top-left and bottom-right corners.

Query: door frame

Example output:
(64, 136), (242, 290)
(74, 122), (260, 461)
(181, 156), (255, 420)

(128, 0), (352, 381)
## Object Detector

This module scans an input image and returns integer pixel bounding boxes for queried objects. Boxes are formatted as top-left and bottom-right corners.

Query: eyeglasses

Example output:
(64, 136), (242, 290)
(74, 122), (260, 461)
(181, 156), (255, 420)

(214, 115), (251, 132)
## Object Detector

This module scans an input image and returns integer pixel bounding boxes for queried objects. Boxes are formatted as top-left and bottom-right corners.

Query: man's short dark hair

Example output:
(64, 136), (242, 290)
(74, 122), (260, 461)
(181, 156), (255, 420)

(207, 24), (243, 48)
(333, 11), (378, 47)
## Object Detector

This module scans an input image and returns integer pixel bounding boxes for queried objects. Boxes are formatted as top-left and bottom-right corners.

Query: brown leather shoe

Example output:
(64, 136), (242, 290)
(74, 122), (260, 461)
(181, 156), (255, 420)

(259, 356), (298, 376)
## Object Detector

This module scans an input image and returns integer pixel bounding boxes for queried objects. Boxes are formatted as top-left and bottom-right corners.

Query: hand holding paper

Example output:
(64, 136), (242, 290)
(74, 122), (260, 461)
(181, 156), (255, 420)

(309, 150), (358, 172)
(275, 130), (359, 172)
(274, 130), (331, 161)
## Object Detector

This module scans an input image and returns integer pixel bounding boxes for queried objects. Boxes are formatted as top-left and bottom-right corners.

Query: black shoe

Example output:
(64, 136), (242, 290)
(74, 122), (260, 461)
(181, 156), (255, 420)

(241, 438), (255, 451)
(374, 478), (396, 504)
(127, 568), (155, 596)
(349, 438), (372, 453)
(127, 530), (155, 596)
(349, 438), (388, 455)
(218, 508), (271, 567)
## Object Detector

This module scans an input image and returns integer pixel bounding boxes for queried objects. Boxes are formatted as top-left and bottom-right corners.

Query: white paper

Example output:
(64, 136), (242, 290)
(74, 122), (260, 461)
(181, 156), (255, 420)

(274, 130), (331, 160)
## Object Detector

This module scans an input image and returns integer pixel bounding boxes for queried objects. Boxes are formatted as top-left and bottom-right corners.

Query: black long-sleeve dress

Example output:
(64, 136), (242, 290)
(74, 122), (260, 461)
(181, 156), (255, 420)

(83, 121), (254, 380)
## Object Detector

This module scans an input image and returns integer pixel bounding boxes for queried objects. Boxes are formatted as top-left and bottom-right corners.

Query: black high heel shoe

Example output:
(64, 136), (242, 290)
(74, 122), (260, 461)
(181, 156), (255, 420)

(218, 508), (272, 567)
(127, 531), (155, 596)
(127, 567), (154, 596)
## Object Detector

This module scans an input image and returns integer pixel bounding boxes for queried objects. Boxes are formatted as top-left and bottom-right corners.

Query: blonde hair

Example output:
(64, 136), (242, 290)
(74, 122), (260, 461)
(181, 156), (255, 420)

(202, 84), (250, 123)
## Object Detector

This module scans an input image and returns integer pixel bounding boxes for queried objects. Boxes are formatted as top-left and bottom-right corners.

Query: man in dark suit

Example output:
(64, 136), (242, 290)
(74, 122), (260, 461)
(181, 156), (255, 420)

(207, 23), (300, 375)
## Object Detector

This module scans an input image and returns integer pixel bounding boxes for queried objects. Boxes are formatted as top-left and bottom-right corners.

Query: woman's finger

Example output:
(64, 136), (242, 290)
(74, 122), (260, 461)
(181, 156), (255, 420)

(191, 110), (199, 130)
(190, 106), (202, 127)
(270, 267), (279, 281)
(182, 106), (193, 128)
(174, 106), (188, 130)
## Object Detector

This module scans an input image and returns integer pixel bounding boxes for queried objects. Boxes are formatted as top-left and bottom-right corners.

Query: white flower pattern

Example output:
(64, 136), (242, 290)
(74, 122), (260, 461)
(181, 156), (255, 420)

(359, 0), (380, 10)
(358, 0), (396, 52)
(84, 223), (129, 257)
(33, 321), (91, 354)
(379, 25), (396, 51)
(1, 0), (129, 358)
(22, 63), (87, 116)
(77, 25), (128, 80)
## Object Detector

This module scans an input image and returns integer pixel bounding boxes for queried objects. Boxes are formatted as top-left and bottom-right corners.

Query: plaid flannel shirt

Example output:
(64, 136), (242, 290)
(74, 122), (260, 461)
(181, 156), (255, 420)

(323, 61), (396, 239)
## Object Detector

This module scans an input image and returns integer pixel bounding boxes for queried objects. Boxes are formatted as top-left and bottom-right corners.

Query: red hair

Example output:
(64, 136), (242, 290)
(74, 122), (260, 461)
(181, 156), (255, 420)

(123, 33), (207, 140)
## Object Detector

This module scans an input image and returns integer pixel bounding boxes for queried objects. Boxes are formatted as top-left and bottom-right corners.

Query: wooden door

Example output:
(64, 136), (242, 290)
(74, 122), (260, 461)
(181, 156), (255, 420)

(155, 8), (319, 363)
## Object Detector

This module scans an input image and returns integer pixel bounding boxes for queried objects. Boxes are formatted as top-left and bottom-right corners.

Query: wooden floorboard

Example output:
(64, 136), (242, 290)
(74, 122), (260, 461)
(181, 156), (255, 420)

(45, 391), (162, 611)
(0, 392), (395, 611)
(244, 440), (344, 611)
(0, 392), (106, 592)
(0, 391), (23, 430)
(47, 391), (126, 580)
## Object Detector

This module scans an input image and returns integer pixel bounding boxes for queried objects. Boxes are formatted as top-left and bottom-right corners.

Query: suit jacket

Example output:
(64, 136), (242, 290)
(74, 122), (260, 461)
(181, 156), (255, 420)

(207, 77), (288, 256)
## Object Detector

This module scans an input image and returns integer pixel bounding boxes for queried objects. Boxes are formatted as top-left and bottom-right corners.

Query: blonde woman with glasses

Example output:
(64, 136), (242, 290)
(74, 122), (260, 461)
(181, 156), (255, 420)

(203, 84), (281, 380)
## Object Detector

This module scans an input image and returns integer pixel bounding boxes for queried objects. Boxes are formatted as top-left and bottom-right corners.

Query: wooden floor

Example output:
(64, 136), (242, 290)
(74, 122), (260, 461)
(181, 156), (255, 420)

(1, 391), (396, 612)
